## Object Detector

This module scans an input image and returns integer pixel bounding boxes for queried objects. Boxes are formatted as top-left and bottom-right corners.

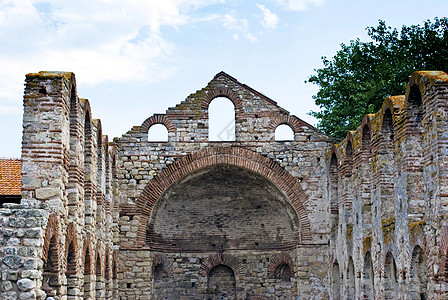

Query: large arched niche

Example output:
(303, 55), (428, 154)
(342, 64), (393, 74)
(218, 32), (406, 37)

(146, 164), (301, 252)
(135, 147), (311, 247)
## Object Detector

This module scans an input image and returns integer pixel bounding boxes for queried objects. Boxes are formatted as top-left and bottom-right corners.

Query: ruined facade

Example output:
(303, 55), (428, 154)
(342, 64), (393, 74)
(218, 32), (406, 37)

(0, 70), (447, 299)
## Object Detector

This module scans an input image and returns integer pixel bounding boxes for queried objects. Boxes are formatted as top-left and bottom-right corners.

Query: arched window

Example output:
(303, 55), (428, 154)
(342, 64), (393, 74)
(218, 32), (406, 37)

(362, 125), (371, 156)
(96, 253), (102, 277)
(408, 84), (423, 127)
(384, 252), (398, 300)
(275, 124), (294, 141)
(207, 264), (236, 298)
(381, 109), (394, 153)
(332, 261), (341, 299)
(347, 257), (355, 300)
(363, 252), (374, 299)
(148, 124), (169, 142)
(410, 246), (427, 299)
(209, 97), (235, 141)
(274, 263), (292, 282)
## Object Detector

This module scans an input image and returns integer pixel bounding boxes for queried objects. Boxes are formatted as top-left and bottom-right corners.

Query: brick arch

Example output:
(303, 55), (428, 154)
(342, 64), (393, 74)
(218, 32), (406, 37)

(267, 115), (304, 136)
(153, 253), (174, 277)
(329, 144), (339, 163)
(268, 252), (294, 277)
(141, 114), (176, 133)
(82, 234), (94, 275)
(380, 96), (404, 129)
(135, 147), (312, 246)
(65, 222), (78, 275)
(199, 254), (243, 277)
(69, 73), (78, 126)
(42, 213), (62, 273)
(93, 119), (102, 151)
(95, 242), (103, 277)
(202, 87), (244, 115)
(340, 132), (354, 177)
(361, 117), (373, 155)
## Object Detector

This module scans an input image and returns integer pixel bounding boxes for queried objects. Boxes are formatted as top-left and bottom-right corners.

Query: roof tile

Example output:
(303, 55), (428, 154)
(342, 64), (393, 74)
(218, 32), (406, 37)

(0, 158), (21, 196)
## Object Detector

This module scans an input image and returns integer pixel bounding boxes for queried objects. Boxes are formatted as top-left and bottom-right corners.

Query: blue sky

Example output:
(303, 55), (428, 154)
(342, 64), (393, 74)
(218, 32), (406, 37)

(1, 0), (447, 157)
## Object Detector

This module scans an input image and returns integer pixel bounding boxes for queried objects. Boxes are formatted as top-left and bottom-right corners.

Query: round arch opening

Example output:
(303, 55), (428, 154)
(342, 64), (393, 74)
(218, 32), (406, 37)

(146, 164), (301, 252)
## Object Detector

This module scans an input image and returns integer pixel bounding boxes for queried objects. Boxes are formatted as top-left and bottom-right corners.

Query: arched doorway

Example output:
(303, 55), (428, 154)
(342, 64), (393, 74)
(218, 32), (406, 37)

(146, 164), (302, 297)
(207, 264), (236, 299)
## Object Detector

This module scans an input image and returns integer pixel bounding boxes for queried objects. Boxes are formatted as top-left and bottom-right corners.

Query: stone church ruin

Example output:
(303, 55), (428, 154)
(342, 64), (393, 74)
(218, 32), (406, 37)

(0, 70), (448, 299)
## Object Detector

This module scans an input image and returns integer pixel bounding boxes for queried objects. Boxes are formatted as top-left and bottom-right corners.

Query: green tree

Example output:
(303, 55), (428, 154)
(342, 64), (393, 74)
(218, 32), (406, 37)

(307, 17), (448, 140)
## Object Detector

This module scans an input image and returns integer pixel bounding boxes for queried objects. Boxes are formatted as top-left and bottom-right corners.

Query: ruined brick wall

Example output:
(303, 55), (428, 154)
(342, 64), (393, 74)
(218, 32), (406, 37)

(115, 72), (333, 299)
(329, 71), (448, 299)
(5, 69), (448, 300)
(0, 72), (119, 300)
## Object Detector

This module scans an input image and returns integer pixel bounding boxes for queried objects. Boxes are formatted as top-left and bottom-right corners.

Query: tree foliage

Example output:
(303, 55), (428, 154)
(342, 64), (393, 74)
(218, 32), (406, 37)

(307, 17), (448, 140)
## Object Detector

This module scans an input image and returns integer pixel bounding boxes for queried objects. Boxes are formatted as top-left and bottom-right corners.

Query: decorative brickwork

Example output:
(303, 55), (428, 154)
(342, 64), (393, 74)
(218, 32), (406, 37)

(140, 114), (176, 133)
(268, 252), (294, 277)
(42, 213), (62, 274)
(3, 69), (448, 299)
(152, 252), (173, 277)
(330, 71), (448, 299)
(201, 86), (244, 115)
(199, 253), (243, 277)
(65, 222), (78, 274)
(267, 114), (311, 135)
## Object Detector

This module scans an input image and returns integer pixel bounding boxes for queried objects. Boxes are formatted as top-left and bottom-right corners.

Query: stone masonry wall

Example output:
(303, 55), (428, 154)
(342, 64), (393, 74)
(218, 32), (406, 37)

(0, 72), (119, 300)
(4, 70), (448, 299)
(329, 71), (448, 299)
(115, 72), (333, 299)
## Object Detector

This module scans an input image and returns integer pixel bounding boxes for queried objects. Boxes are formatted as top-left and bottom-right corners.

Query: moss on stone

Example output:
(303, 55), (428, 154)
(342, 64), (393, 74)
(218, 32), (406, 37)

(346, 224), (353, 240)
(363, 236), (372, 254)
(382, 217), (395, 245)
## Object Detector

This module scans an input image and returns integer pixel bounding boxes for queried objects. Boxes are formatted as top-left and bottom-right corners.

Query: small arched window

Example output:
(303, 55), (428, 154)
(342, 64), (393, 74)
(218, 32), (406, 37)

(362, 124), (371, 156)
(148, 124), (169, 142)
(381, 109), (394, 153)
(209, 97), (235, 141)
(96, 253), (102, 277)
(274, 263), (292, 282)
(275, 124), (294, 141)
(408, 84), (423, 126)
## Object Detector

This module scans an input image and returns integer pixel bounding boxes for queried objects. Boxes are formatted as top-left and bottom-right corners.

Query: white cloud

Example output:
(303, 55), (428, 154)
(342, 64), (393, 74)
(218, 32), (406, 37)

(257, 4), (279, 30)
(0, 0), (224, 105)
(222, 13), (257, 42)
(275, 0), (325, 11)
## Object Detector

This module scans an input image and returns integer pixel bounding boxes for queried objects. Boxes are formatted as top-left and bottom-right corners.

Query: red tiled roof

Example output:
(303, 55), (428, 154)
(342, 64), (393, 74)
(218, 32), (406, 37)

(0, 158), (21, 196)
